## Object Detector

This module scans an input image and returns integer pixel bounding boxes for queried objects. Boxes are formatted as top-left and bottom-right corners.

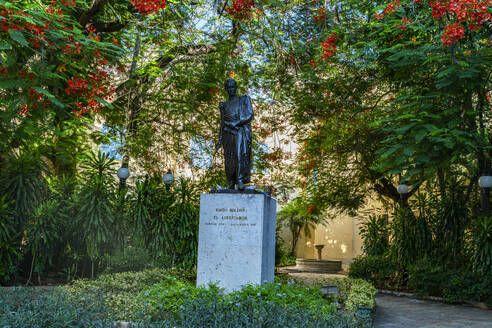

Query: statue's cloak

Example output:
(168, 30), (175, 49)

(222, 95), (254, 184)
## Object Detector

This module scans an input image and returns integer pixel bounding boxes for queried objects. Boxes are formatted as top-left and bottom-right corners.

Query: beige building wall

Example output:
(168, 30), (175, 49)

(280, 199), (387, 266)
(291, 214), (363, 265)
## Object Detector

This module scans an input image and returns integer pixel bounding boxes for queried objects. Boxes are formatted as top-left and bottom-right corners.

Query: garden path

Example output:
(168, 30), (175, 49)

(374, 294), (492, 328)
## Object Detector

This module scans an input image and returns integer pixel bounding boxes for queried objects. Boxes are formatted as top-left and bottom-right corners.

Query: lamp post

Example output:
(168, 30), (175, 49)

(162, 170), (175, 191)
(397, 183), (409, 208)
(117, 163), (130, 188)
(397, 182), (409, 285)
(479, 175), (492, 217)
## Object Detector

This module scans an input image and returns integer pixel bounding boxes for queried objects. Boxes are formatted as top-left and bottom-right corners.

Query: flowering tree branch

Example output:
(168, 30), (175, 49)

(79, 0), (107, 28)
(90, 21), (127, 33)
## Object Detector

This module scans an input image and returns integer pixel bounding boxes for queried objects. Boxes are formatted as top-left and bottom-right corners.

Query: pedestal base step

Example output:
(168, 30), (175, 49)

(295, 258), (342, 273)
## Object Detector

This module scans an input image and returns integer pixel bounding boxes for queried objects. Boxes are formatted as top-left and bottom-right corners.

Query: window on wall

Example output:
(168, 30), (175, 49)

(99, 124), (125, 160)
(190, 136), (213, 169)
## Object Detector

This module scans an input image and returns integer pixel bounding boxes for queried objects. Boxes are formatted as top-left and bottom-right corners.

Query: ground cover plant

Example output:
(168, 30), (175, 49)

(68, 268), (195, 321)
(141, 279), (337, 322)
(281, 275), (378, 312)
(0, 287), (112, 328)
(0, 270), (375, 328)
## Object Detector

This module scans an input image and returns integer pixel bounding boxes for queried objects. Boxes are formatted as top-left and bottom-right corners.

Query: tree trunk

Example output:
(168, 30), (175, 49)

(290, 224), (302, 255)
(291, 232), (298, 254)
(437, 168), (446, 198)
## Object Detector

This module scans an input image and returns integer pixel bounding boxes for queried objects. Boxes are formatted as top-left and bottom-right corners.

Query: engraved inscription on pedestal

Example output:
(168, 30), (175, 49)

(197, 193), (276, 292)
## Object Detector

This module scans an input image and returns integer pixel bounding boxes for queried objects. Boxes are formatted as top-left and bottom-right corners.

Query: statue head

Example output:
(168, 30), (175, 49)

(224, 78), (237, 97)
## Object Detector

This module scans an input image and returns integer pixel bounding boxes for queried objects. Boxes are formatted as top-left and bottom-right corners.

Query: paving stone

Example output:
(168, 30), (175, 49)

(374, 294), (492, 328)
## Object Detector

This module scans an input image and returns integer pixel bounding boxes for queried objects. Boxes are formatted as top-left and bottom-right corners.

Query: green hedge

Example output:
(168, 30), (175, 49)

(0, 288), (112, 328)
(148, 297), (370, 328)
(344, 279), (377, 311)
(140, 279), (336, 321)
(1, 269), (376, 328)
(138, 277), (370, 328)
(68, 268), (194, 321)
(349, 255), (492, 306)
(408, 258), (492, 305)
(348, 255), (401, 289)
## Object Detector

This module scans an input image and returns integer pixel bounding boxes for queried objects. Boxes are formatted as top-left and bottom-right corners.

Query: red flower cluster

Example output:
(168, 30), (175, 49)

(428, 0), (491, 45)
(385, 0), (402, 15)
(373, 0), (401, 20)
(62, 37), (82, 54)
(50, 0), (76, 8)
(0, 8), (54, 49)
(86, 25), (101, 42)
(441, 22), (465, 46)
(314, 8), (327, 22)
(131, 0), (167, 15)
(429, 0), (491, 31)
(0, 66), (7, 77)
(1, 2), (116, 118)
(226, 0), (255, 21)
(17, 69), (34, 81)
(20, 87), (53, 115)
(428, 1), (448, 19)
(320, 33), (338, 61)
(27, 88), (51, 109)
(66, 69), (115, 117)
(308, 205), (314, 213)
(374, 13), (385, 20)
(396, 17), (412, 30)
(210, 87), (221, 95)
(375, 0), (490, 46)
(19, 104), (29, 116)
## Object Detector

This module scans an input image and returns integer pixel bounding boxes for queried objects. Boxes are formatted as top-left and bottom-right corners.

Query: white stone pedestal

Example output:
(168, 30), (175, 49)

(196, 193), (276, 292)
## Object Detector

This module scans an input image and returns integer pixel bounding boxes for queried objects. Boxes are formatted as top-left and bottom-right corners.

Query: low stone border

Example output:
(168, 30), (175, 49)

(378, 289), (444, 302)
(377, 289), (491, 310)
(463, 300), (491, 311)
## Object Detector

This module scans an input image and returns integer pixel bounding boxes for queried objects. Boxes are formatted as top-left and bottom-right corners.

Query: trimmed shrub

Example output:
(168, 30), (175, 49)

(408, 259), (492, 305)
(344, 279), (377, 311)
(140, 279), (336, 321)
(230, 282), (335, 318)
(139, 279), (371, 328)
(68, 268), (193, 320)
(408, 258), (447, 297)
(2, 270), (376, 328)
(299, 277), (377, 312)
(348, 255), (400, 289)
(442, 270), (492, 305)
(150, 297), (370, 328)
(0, 287), (112, 327)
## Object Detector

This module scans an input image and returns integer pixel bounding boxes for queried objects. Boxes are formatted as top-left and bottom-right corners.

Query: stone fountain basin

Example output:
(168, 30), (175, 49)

(295, 258), (342, 273)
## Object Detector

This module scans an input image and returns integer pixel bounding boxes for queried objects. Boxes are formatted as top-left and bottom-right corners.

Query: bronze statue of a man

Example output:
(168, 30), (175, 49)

(215, 78), (254, 190)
